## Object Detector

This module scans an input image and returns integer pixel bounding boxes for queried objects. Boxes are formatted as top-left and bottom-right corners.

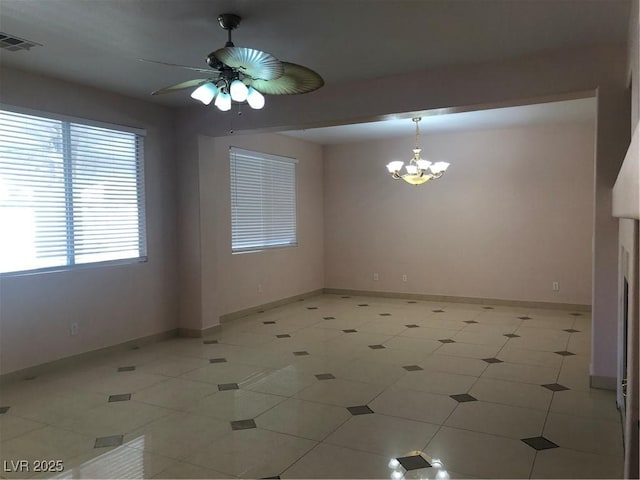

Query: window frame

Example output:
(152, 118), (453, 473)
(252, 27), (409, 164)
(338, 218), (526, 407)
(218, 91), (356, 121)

(229, 146), (298, 254)
(0, 104), (148, 277)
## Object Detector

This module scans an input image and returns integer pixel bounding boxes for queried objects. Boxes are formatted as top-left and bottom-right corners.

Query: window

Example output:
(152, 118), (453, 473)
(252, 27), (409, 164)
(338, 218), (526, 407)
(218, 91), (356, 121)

(0, 107), (146, 274)
(230, 147), (297, 253)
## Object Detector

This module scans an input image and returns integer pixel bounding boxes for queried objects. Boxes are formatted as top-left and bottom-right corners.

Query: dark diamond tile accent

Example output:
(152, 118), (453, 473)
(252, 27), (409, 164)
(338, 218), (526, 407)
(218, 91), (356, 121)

(358, 304), (369, 307)
(263, 321), (276, 325)
(379, 313), (392, 316)
(276, 334), (291, 338)
(407, 301), (417, 304)
(261, 477), (281, 479)
(108, 393), (131, 403)
(315, 373), (335, 380)
(342, 329), (357, 333)
(554, 350), (576, 356)
(397, 455), (431, 471)
(117, 366), (135, 372)
(131, 346), (140, 350)
(542, 383), (570, 392)
(203, 339), (219, 344)
(403, 365), (424, 371)
(405, 324), (419, 328)
(94, 434), (123, 448)
(521, 436), (559, 450)
(464, 320), (479, 324)
(518, 316), (532, 320)
(450, 393), (478, 403)
(218, 383), (239, 391)
(297, 299), (305, 302)
(210, 357), (227, 363)
(504, 333), (520, 338)
(293, 351), (310, 356)
(307, 307), (318, 310)
(347, 405), (374, 415)
(438, 338), (455, 344)
(257, 310), (265, 313)
(23, 376), (36, 381)
(482, 306), (494, 310)
(368, 344), (386, 349)
(482, 357), (504, 364)
(569, 312), (582, 316)
(0, 406), (10, 414)
(563, 328), (580, 333)
(341, 296), (351, 298)
(432, 309), (444, 313)
(230, 419), (256, 430)
(323, 316), (335, 320)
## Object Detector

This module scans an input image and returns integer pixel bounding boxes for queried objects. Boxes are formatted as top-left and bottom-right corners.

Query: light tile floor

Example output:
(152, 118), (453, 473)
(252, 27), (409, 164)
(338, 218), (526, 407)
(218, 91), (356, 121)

(0, 295), (624, 479)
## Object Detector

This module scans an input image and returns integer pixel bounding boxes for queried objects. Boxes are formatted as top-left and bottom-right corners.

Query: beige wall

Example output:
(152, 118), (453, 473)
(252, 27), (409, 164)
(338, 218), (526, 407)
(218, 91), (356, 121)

(0, 68), (178, 374)
(175, 134), (202, 332)
(196, 133), (324, 329)
(592, 86), (631, 379)
(324, 123), (595, 305)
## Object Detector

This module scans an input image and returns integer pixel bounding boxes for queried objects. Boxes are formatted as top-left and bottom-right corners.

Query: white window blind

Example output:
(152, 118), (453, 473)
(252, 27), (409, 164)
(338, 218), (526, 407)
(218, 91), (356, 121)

(230, 147), (297, 253)
(0, 108), (147, 274)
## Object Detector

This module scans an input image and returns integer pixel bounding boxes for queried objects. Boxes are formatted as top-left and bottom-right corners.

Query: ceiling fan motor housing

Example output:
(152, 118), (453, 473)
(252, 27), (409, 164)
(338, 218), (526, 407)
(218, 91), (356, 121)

(206, 53), (225, 70)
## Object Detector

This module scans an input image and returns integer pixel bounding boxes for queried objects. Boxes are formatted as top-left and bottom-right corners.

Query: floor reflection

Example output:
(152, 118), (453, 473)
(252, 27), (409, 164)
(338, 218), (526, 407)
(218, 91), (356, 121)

(53, 437), (146, 479)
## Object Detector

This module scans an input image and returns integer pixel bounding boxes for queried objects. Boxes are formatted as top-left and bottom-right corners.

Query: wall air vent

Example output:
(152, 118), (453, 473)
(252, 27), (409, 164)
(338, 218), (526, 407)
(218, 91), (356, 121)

(0, 33), (41, 51)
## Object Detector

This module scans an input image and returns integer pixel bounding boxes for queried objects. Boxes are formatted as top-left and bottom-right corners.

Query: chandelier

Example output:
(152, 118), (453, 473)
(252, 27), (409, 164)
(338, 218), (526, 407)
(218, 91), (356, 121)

(386, 117), (450, 185)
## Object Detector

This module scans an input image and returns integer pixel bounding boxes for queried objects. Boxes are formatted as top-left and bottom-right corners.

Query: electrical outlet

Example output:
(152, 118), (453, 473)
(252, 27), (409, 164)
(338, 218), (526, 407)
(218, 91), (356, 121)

(552, 281), (559, 292)
(402, 274), (407, 282)
(70, 322), (79, 336)
(258, 283), (263, 293)
(373, 273), (379, 281)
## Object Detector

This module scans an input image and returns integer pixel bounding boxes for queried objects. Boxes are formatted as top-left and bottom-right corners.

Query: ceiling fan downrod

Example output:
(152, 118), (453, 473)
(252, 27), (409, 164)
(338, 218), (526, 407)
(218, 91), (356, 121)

(218, 13), (241, 47)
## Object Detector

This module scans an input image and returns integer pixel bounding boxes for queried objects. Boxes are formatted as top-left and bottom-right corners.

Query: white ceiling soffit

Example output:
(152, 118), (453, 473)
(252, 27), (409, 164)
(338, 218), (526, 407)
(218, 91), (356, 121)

(279, 98), (597, 145)
(0, 0), (630, 106)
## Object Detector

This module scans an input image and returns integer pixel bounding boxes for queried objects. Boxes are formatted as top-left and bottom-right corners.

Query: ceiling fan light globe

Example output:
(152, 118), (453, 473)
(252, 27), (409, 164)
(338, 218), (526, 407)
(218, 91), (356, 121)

(215, 91), (232, 111)
(190, 82), (217, 105)
(406, 164), (419, 175)
(247, 87), (265, 109)
(230, 80), (249, 102)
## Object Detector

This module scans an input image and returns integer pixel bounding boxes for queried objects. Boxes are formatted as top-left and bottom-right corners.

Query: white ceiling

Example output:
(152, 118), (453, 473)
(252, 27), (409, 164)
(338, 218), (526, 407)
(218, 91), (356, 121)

(280, 97), (596, 145)
(0, 0), (630, 106)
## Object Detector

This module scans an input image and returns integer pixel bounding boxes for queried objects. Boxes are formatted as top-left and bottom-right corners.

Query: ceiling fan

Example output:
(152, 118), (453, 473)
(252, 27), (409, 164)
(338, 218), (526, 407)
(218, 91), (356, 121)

(147, 13), (324, 111)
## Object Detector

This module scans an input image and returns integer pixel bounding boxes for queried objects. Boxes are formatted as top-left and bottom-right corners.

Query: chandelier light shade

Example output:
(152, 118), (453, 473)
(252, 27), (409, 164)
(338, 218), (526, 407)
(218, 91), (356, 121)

(386, 117), (450, 185)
